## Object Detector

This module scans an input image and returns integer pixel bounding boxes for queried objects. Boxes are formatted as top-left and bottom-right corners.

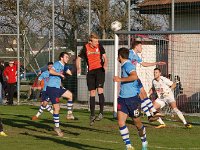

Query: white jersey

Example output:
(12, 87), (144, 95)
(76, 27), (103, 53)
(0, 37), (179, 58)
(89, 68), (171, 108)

(152, 76), (174, 99)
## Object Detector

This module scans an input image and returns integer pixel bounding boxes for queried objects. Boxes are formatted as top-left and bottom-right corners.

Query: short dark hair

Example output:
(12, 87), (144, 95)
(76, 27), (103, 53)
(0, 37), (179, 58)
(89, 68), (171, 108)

(59, 52), (69, 60)
(154, 67), (161, 72)
(132, 41), (142, 49)
(47, 62), (53, 65)
(118, 47), (129, 59)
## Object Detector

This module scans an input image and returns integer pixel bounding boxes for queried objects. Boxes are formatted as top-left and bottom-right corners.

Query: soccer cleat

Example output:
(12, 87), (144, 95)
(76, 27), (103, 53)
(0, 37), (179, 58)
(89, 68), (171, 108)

(90, 116), (96, 126)
(153, 111), (165, 117)
(155, 124), (166, 129)
(126, 145), (135, 150)
(31, 116), (38, 121)
(142, 142), (148, 150)
(148, 116), (159, 122)
(66, 114), (75, 120)
(95, 113), (103, 121)
(0, 131), (8, 136)
(185, 123), (192, 129)
(54, 127), (64, 137)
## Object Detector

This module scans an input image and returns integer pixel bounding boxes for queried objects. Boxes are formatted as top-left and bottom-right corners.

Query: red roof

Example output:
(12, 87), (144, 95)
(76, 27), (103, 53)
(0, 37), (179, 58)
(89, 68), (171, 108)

(139, 0), (200, 6)
(138, 0), (200, 14)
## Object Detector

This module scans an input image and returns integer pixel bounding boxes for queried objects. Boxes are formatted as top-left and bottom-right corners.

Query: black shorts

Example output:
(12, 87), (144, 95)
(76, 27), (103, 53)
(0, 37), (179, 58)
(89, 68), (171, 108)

(87, 67), (105, 91)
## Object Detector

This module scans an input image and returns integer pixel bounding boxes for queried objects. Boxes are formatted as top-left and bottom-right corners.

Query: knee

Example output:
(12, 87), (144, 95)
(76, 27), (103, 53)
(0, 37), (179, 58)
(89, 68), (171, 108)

(97, 88), (103, 94)
(67, 91), (73, 100)
(90, 90), (96, 96)
(118, 120), (125, 127)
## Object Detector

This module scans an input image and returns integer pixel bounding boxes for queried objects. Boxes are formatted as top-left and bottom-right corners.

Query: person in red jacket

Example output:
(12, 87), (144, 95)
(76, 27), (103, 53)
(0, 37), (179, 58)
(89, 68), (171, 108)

(3, 60), (17, 105)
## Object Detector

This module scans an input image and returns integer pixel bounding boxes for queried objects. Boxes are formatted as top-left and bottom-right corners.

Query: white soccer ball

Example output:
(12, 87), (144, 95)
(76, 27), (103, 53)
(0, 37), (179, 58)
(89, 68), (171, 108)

(111, 21), (122, 31)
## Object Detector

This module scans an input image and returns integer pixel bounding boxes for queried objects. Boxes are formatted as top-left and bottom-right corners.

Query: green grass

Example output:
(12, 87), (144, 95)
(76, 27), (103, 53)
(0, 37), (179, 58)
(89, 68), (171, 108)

(0, 105), (200, 150)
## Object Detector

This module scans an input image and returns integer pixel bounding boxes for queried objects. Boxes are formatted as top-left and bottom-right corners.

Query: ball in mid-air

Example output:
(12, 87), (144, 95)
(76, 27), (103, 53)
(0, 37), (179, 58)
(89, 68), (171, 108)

(111, 21), (122, 31)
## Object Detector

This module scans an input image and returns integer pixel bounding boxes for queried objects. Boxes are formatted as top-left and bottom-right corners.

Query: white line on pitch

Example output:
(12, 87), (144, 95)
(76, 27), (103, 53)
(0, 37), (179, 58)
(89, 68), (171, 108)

(37, 133), (119, 144)
(148, 146), (200, 150)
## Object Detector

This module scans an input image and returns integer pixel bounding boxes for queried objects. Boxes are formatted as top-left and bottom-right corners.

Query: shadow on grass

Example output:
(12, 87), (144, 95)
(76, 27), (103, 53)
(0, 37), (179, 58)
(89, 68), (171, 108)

(21, 132), (114, 150)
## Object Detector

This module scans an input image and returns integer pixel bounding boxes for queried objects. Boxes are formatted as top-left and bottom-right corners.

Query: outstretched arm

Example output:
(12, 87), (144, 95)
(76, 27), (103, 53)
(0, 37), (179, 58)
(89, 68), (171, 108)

(141, 61), (166, 67)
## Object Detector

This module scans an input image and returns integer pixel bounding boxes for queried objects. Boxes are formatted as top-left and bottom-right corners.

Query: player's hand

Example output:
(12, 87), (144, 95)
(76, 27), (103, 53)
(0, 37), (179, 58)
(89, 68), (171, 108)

(103, 66), (108, 72)
(113, 76), (121, 82)
(37, 86), (42, 90)
(157, 61), (166, 65)
(60, 74), (65, 78)
(77, 68), (81, 75)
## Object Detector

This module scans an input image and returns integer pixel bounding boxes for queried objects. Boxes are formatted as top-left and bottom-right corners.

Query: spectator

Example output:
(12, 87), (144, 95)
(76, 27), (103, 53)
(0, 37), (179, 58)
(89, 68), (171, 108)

(3, 60), (17, 105)
(0, 60), (5, 104)
(29, 72), (43, 101)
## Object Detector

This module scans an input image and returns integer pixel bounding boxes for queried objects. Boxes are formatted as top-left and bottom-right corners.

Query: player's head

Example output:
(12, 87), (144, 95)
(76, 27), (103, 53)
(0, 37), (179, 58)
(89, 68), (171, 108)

(47, 62), (53, 70)
(118, 47), (129, 63)
(8, 60), (14, 66)
(88, 32), (99, 47)
(59, 52), (70, 64)
(132, 41), (142, 53)
(154, 68), (161, 79)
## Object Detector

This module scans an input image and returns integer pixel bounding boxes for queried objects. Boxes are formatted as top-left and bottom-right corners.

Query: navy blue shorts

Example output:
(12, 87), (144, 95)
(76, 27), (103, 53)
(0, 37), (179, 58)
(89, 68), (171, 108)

(46, 86), (67, 104)
(117, 95), (141, 118)
(41, 91), (49, 102)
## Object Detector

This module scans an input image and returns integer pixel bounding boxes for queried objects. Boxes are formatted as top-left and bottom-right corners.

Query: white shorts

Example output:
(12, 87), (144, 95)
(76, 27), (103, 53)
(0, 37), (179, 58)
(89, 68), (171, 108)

(155, 93), (175, 109)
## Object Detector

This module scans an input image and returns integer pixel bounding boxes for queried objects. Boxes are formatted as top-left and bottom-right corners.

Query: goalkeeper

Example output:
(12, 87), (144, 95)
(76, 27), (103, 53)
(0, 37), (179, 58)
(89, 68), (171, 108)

(149, 68), (192, 128)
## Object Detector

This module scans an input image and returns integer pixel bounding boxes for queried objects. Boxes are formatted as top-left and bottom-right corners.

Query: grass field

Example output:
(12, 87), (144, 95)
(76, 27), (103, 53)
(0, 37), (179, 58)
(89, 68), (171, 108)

(0, 105), (200, 150)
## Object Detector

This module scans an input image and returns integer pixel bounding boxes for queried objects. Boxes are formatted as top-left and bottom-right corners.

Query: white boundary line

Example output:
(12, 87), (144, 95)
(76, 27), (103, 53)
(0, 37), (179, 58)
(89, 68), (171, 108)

(37, 133), (119, 144)
(148, 146), (200, 150)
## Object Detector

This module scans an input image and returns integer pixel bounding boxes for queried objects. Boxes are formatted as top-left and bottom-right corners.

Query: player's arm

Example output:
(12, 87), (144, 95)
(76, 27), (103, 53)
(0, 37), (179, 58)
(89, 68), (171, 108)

(76, 56), (81, 74)
(102, 54), (108, 71)
(66, 69), (72, 76)
(113, 71), (138, 82)
(49, 68), (64, 78)
(140, 61), (166, 67)
(170, 82), (176, 90)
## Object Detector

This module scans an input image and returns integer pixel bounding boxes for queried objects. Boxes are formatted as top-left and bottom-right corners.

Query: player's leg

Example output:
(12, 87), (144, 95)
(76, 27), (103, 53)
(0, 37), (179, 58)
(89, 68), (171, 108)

(117, 98), (134, 150)
(140, 87), (164, 117)
(170, 101), (192, 128)
(61, 89), (76, 120)
(153, 99), (167, 128)
(0, 118), (7, 136)
(127, 96), (148, 150)
(96, 68), (105, 121)
(32, 91), (52, 120)
(87, 72), (96, 125)
(133, 117), (148, 150)
(47, 87), (63, 137)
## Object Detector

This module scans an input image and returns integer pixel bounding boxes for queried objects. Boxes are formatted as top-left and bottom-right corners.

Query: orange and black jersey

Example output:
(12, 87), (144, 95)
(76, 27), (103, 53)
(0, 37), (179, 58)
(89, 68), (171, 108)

(78, 43), (105, 71)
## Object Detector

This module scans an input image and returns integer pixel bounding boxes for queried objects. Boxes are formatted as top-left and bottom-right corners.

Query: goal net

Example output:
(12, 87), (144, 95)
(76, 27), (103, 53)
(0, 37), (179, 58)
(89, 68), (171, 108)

(114, 31), (200, 123)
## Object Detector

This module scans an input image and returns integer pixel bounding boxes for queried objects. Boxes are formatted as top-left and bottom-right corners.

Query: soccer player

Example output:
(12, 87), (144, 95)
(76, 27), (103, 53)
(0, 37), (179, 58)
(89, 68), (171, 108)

(113, 47), (148, 150)
(149, 68), (192, 129)
(76, 33), (108, 126)
(129, 41), (165, 121)
(31, 62), (54, 121)
(46, 52), (75, 137)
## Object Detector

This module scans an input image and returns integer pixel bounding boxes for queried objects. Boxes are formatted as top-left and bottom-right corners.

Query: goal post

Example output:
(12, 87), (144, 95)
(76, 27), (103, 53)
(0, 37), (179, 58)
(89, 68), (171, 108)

(113, 30), (200, 119)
